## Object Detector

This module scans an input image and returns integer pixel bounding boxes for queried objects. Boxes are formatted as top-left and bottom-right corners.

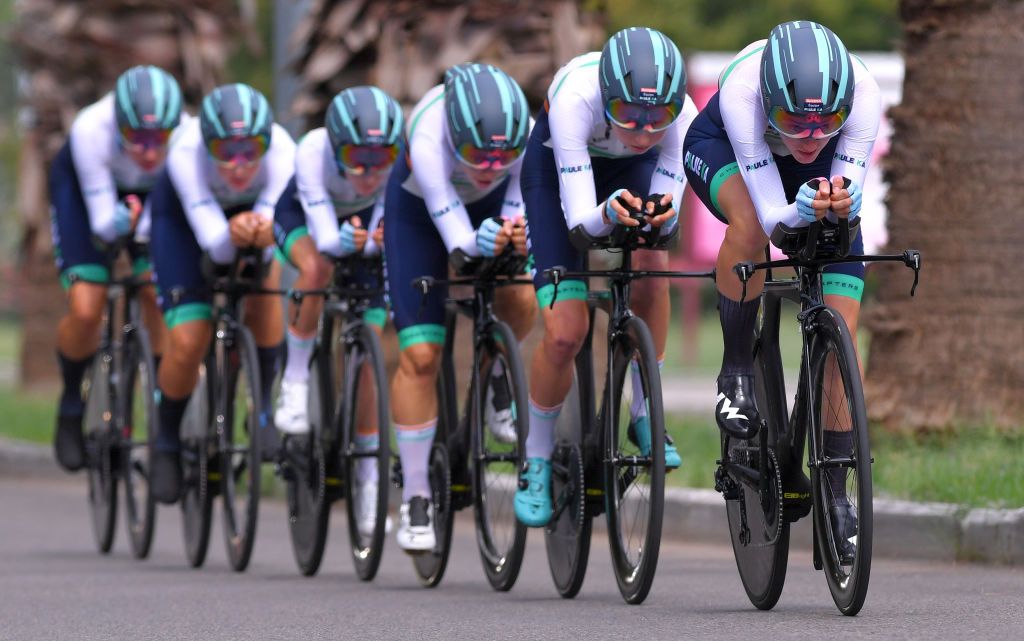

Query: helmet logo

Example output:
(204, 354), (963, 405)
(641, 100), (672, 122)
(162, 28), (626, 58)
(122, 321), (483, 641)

(368, 129), (383, 136)
(803, 98), (824, 113)
(231, 120), (246, 129)
(143, 114), (157, 123)
(637, 87), (659, 104)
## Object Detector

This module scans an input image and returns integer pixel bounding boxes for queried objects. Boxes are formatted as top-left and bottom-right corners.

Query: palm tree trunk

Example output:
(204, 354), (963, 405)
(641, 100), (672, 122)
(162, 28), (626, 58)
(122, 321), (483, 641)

(864, 0), (1024, 431)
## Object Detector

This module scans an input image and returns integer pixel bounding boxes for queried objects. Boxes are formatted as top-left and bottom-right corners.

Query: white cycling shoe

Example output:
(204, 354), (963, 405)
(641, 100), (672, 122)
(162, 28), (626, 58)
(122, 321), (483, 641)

(274, 379), (310, 435)
(485, 375), (517, 444)
(396, 497), (435, 553)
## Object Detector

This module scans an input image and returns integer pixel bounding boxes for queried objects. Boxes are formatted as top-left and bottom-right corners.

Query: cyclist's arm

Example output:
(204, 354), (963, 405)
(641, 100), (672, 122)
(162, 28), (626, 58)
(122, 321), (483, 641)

(296, 134), (343, 256)
(69, 110), (120, 243)
(829, 64), (881, 192)
(549, 91), (611, 236)
(499, 147), (527, 221)
(409, 130), (480, 257)
(167, 138), (235, 264)
(252, 124), (296, 221)
(719, 81), (800, 235)
(648, 95), (698, 232)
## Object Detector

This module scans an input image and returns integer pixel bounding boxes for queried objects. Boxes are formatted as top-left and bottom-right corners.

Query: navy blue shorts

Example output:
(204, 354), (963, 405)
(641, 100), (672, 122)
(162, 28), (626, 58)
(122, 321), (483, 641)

(682, 92), (864, 297)
(521, 109), (660, 307)
(383, 158), (509, 349)
(49, 140), (150, 289)
(149, 170), (257, 327)
(273, 176), (386, 322)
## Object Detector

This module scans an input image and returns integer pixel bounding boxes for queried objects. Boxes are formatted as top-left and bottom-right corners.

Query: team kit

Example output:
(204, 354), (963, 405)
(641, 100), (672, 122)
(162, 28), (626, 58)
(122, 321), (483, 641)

(48, 20), (880, 601)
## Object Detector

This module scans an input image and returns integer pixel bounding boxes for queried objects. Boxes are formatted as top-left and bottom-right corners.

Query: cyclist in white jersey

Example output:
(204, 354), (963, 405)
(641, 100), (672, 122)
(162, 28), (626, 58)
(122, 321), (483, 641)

(681, 21), (881, 562)
(147, 83), (295, 503)
(383, 64), (536, 552)
(272, 86), (403, 536)
(514, 28), (698, 526)
(50, 65), (183, 472)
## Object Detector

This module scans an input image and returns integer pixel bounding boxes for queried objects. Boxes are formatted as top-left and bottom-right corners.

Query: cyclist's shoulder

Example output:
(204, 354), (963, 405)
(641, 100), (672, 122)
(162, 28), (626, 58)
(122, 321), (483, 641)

(547, 51), (601, 107)
(406, 84), (445, 143)
(70, 93), (116, 142)
(719, 40), (766, 91)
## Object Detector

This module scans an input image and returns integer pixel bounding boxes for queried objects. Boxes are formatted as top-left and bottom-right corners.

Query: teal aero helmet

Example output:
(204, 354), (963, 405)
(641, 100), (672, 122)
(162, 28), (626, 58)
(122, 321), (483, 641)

(443, 63), (530, 156)
(759, 21), (855, 130)
(114, 65), (182, 131)
(326, 86), (404, 152)
(199, 83), (273, 146)
(599, 27), (687, 109)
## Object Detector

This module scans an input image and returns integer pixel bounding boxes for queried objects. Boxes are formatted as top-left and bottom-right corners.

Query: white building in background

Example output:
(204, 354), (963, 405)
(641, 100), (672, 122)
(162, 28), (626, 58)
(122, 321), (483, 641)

(685, 52), (905, 255)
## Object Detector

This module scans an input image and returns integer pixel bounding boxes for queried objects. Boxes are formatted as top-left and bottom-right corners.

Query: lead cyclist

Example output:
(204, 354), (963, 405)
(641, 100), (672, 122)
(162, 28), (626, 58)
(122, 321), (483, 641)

(681, 21), (882, 563)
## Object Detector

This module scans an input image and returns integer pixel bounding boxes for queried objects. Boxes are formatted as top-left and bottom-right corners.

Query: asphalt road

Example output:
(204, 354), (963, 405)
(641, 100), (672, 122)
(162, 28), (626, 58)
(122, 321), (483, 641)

(1, 477), (1020, 641)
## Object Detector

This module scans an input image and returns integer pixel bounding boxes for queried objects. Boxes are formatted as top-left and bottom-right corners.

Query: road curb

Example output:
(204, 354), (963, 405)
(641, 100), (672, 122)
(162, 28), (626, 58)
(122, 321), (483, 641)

(1, 438), (1019, 565)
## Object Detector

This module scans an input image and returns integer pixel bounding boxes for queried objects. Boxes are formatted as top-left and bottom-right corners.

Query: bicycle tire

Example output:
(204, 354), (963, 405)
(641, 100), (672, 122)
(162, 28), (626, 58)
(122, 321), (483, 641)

(412, 442), (453, 587)
(808, 307), (872, 616)
(342, 323), (391, 581)
(219, 325), (262, 572)
(604, 315), (665, 604)
(181, 359), (213, 568)
(725, 297), (791, 610)
(470, 319), (527, 591)
(84, 353), (118, 554)
(123, 325), (157, 559)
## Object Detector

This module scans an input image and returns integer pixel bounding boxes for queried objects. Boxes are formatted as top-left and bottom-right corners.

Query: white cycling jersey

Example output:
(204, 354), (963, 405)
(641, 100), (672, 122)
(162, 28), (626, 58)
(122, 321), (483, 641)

(545, 51), (699, 236)
(294, 128), (386, 257)
(69, 93), (189, 243)
(165, 118), (296, 264)
(718, 40), (882, 235)
(403, 84), (530, 257)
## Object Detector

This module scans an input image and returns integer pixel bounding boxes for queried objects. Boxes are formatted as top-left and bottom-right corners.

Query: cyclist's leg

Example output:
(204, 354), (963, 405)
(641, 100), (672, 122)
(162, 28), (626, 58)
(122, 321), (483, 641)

(683, 94), (767, 438)
(149, 172), (214, 503)
(384, 164), (446, 550)
(350, 256), (388, 486)
(50, 141), (111, 470)
(518, 112), (588, 525)
(242, 256), (285, 457)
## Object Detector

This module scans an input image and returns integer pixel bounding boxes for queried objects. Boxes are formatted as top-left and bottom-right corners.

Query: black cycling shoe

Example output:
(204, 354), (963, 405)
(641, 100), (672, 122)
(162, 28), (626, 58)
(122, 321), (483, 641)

(151, 450), (183, 504)
(829, 499), (859, 565)
(258, 421), (281, 463)
(715, 374), (761, 440)
(54, 414), (86, 472)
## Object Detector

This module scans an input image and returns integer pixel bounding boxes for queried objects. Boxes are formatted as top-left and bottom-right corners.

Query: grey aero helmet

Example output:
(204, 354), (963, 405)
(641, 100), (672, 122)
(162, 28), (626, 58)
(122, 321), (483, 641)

(114, 65), (182, 130)
(199, 83), (273, 145)
(443, 63), (530, 155)
(760, 21), (855, 123)
(326, 86), (404, 152)
(599, 27), (687, 108)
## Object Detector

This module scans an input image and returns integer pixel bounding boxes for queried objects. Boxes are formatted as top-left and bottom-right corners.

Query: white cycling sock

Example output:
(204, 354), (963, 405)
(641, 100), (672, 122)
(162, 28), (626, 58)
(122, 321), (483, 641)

(629, 358), (663, 421)
(353, 432), (379, 484)
(284, 328), (314, 384)
(396, 419), (436, 502)
(525, 397), (562, 460)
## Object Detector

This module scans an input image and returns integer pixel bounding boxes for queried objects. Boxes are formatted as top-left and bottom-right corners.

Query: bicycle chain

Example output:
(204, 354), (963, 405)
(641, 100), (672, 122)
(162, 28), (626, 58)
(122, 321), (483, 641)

(736, 447), (783, 549)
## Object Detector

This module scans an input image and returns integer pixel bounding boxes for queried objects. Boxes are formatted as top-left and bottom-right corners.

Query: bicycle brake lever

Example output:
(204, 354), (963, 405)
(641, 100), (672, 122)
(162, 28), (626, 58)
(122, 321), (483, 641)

(543, 266), (565, 309)
(412, 276), (434, 318)
(903, 250), (921, 297)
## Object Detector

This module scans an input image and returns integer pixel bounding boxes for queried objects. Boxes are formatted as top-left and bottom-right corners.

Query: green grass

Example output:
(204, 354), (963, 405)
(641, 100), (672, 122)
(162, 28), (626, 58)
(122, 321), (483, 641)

(0, 387), (55, 445)
(0, 317), (20, 364)
(664, 414), (1024, 509)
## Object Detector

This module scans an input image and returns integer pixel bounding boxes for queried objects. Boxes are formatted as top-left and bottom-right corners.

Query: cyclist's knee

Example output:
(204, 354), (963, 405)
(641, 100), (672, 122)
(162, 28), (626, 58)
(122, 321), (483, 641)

(398, 342), (442, 381)
(541, 306), (587, 366)
(167, 324), (211, 368)
(495, 285), (537, 338)
(723, 221), (768, 259)
(66, 286), (105, 330)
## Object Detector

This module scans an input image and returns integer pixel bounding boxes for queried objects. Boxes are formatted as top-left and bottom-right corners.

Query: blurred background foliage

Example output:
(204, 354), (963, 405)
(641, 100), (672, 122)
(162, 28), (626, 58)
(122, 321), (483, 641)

(603, 0), (900, 51)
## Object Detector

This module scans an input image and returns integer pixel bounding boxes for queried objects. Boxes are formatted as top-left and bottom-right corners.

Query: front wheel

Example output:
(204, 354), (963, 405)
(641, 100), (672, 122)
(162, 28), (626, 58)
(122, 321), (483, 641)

(341, 324), (391, 581)
(604, 316), (664, 605)
(84, 353), (118, 555)
(180, 361), (213, 568)
(218, 327), (262, 572)
(471, 320), (527, 591)
(123, 326), (157, 559)
(411, 443), (453, 587)
(808, 308), (872, 616)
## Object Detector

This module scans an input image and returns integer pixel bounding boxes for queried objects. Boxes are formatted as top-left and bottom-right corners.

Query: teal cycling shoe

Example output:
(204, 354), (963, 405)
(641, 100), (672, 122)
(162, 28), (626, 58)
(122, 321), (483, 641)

(627, 415), (682, 470)
(514, 457), (553, 527)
